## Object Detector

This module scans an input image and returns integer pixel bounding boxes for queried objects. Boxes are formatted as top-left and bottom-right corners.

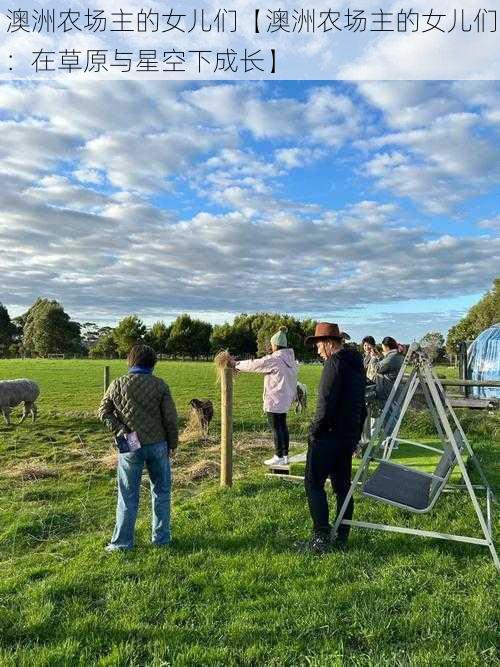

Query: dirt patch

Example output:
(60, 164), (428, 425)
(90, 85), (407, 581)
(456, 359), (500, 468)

(98, 448), (118, 471)
(178, 459), (220, 484)
(3, 461), (59, 481)
(233, 432), (304, 453)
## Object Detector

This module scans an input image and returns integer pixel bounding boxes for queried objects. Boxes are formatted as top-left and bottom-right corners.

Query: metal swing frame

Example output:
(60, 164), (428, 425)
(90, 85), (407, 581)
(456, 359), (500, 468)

(332, 344), (499, 572)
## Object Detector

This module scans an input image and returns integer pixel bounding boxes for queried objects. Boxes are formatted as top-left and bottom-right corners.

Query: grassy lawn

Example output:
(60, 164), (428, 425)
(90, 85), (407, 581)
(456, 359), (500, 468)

(0, 359), (498, 666)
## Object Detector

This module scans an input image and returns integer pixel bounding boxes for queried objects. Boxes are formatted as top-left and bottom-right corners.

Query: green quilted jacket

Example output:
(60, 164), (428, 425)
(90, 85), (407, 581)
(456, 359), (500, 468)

(98, 373), (178, 450)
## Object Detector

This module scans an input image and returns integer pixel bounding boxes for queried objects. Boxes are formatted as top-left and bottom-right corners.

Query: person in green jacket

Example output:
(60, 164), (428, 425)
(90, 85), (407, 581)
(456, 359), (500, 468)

(98, 344), (178, 551)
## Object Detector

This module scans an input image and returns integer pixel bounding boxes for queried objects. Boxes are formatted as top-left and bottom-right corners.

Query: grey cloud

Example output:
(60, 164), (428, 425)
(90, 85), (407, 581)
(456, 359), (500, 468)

(357, 82), (500, 213)
(2, 190), (498, 320)
(1, 80), (498, 332)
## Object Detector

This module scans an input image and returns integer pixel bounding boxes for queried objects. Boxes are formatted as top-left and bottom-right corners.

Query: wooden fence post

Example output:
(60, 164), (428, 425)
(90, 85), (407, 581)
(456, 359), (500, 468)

(104, 365), (110, 393)
(458, 341), (470, 398)
(220, 366), (233, 488)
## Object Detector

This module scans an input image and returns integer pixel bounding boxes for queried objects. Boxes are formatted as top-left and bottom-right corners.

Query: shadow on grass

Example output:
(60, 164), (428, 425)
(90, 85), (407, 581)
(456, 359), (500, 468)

(135, 523), (494, 572)
(0, 510), (83, 549)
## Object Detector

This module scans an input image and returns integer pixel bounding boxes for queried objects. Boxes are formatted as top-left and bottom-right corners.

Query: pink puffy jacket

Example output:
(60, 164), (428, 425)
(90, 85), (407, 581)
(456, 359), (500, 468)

(236, 348), (298, 414)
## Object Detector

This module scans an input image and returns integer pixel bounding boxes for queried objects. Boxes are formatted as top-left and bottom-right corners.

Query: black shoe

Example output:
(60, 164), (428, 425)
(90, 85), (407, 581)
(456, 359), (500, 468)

(329, 536), (349, 552)
(294, 532), (331, 555)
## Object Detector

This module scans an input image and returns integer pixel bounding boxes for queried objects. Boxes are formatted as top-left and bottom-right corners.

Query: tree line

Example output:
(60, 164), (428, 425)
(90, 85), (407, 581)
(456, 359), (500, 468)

(0, 279), (497, 361)
(0, 298), (318, 361)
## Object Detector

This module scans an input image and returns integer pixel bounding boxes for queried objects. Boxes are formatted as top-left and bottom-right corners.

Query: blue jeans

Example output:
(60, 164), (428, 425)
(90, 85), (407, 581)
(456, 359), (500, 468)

(109, 441), (171, 549)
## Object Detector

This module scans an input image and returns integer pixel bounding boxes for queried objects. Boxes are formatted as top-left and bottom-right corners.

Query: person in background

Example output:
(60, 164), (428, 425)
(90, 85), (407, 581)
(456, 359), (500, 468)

(361, 336), (378, 375)
(232, 327), (297, 466)
(98, 344), (178, 551)
(298, 322), (366, 554)
(369, 336), (405, 406)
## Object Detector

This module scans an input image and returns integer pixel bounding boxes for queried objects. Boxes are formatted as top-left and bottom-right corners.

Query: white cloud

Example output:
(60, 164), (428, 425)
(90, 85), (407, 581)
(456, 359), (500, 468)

(357, 81), (500, 212)
(0, 80), (498, 332)
(1, 177), (498, 321)
(477, 215), (500, 233)
(26, 175), (109, 211)
(73, 168), (103, 185)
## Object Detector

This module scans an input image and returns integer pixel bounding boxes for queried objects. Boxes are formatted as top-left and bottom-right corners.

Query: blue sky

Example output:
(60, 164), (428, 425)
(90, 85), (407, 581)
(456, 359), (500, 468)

(0, 80), (498, 341)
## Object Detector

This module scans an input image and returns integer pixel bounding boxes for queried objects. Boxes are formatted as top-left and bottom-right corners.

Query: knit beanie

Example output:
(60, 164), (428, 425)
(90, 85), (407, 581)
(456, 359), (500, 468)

(270, 327), (288, 348)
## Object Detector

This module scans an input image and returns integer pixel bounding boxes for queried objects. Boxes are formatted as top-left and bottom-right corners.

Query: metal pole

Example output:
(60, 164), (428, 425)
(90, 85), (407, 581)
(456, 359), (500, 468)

(422, 362), (500, 571)
(103, 365), (110, 393)
(220, 366), (233, 488)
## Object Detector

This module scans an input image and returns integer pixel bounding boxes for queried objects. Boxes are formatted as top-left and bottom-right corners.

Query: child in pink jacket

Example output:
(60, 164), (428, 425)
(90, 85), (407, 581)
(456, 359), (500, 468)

(235, 328), (298, 466)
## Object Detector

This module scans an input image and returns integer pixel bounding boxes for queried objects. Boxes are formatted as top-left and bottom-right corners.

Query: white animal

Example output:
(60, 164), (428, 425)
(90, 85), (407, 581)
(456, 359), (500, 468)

(0, 379), (40, 425)
(293, 382), (308, 414)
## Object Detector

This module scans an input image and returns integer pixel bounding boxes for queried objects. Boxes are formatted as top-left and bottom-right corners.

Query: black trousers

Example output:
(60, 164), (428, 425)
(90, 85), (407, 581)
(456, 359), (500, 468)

(266, 412), (289, 457)
(304, 436), (356, 540)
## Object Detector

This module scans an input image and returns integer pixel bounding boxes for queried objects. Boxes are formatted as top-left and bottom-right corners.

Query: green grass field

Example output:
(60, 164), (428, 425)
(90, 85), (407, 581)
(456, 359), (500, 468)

(0, 359), (499, 666)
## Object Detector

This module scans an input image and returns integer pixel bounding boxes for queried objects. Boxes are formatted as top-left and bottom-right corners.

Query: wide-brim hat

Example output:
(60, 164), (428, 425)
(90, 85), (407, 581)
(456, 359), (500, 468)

(305, 322), (351, 344)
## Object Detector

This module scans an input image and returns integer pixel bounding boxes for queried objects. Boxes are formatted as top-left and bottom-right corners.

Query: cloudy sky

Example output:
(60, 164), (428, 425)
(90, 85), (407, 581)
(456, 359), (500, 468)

(0, 80), (499, 341)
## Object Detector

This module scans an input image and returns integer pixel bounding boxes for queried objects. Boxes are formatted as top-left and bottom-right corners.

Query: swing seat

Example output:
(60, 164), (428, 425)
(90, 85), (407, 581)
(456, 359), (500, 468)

(363, 461), (442, 511)
(362, 433), (464, 513)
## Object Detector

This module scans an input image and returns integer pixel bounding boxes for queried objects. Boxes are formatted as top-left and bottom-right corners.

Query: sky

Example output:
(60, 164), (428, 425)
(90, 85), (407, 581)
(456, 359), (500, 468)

(0, 79), (499, 342)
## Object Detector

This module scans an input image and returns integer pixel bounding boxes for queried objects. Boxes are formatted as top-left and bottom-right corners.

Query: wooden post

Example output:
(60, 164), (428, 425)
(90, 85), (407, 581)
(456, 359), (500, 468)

(103, 365), (110, 393)
(220, 366), (233, 488)
(458, 341), (470, 398)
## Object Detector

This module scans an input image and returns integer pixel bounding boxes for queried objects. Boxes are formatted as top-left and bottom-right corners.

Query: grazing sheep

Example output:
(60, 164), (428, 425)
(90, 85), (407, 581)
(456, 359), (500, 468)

(293, 382), (308, 414)
(0, 379), (40, 425)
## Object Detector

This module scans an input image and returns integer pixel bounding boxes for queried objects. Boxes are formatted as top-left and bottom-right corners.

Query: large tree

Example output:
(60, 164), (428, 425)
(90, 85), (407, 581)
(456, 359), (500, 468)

(113, 315), (147, 357)
(447, 278), (500, 351)
(211, 319), (257, 358)
(168, 314), (212, 358)
(22, 298), (81, 357)
(420, 331), (445, 362)
(89, 330), (119, 359)
(145, 321), (171, 354)
(0, 303), (16, 356)
(255, 314), (314, 360)
(210, 313), (317, 361)
(80, 322), (102, 350)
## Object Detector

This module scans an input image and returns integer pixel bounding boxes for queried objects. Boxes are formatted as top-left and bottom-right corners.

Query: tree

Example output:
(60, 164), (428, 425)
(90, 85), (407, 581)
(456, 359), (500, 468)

(420, 331), (445, 362)
(113, 315), (147, 357)
(145, 321), (171, 354)
(210, 320), (257, 358)
(22, 298), (81, 357)
(80, 322), (101, 350)
(210, 313), (317, 361)
(0, 303), (16, 356)
(255, 314), (312, 359)
(168, 314), (212, 358)
(89, 330), (119, 359)
(447, 278), (500, 351)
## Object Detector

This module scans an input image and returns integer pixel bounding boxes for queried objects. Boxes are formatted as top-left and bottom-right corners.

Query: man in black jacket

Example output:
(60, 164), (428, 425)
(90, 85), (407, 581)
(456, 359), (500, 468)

(300, 322), (367, 554)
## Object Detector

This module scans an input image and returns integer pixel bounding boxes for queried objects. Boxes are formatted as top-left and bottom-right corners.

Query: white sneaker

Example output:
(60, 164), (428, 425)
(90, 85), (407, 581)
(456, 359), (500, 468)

(264, 455), (289, 466)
